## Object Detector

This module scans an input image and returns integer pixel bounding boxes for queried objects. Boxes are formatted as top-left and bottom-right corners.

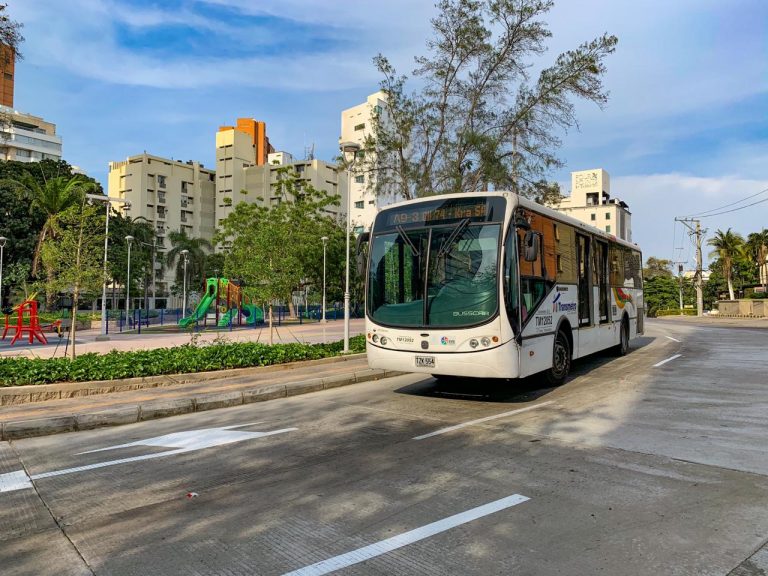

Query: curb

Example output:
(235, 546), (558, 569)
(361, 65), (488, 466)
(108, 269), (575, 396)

(0, 368), (406, 441)
(0, 353), (368, 406)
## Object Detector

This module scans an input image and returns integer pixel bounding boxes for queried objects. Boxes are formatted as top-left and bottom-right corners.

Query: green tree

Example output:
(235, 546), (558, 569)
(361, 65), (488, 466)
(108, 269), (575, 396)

(40, 197), (104, 358)
(365, 0), (617, 200)
(707, 228), (745, 300)
(216, 169), (343, 342)
(643, 275), (680, 317)
(0, 159), (92, 291)
(745, 229), (768, 291)
(643, 257), (674, 279)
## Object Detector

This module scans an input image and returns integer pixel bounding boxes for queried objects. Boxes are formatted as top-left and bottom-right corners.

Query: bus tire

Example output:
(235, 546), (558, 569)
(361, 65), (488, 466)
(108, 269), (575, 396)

(614, 317), (630, 356)
(544, 330), (571, 386)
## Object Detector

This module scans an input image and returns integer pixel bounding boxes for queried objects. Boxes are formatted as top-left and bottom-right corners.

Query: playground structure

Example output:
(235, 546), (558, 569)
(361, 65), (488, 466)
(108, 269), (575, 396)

(1, 294), (62, 346)
(178, 277), (263, 328)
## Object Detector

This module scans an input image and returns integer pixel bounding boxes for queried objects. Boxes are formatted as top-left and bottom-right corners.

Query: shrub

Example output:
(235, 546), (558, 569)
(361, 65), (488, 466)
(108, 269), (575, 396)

(656, 308), (697, 317)
(0, 334), (367, 386)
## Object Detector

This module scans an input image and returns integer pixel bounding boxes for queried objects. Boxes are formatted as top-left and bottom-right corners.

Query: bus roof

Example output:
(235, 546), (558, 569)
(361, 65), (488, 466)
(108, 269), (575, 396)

(375, 191), (642, 253)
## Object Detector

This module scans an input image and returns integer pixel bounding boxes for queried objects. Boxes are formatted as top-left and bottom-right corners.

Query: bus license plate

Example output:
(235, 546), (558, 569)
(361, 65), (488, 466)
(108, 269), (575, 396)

(415, 355), (435, 368)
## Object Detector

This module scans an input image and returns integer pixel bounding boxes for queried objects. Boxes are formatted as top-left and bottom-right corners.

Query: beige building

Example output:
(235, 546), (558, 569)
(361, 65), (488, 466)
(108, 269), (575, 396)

(108, 153), (216, 294)
(340, 90), (395, 233)
(0, 105), (62, 163)
(556, 168), (632, 242)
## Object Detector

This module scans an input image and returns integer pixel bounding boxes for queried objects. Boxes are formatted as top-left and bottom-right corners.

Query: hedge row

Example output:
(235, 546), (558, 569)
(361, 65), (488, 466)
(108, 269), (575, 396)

(0, 335), (367, 387)
(655, 309), (697, 317)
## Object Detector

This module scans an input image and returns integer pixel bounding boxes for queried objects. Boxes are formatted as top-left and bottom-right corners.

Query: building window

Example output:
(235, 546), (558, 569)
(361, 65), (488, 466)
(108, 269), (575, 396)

(354, 175), (364, 184)
(586, 192), (598, 206)
(157, 175), (166, 189)
(554, 223), (560, 241)
(4, 73), (12, 80)
(354, 201), (364, 209)
(354, 123), (365, 131)
(157, 191), (166, 204)
(605, 212), (611, 220)
(590, 213), (596, 221)
(606, 225), (611, 233)
(368, 200), (375, 205)
(557, 254), (563, 273)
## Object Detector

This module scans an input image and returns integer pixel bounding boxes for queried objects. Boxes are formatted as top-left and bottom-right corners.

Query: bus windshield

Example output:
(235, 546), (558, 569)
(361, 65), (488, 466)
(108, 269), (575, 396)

(367, 197), (505, 328)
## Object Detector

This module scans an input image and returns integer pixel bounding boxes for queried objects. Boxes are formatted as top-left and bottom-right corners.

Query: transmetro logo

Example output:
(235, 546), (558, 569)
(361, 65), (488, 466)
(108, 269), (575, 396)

(552, 291), (577, 313)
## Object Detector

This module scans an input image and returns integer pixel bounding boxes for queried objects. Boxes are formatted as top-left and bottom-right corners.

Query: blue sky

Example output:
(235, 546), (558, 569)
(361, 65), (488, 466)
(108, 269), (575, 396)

(10, 0), (768, 266)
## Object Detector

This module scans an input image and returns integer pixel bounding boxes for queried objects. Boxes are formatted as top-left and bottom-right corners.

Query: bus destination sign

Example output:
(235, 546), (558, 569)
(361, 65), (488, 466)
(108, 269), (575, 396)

(381, 197), (505, 230)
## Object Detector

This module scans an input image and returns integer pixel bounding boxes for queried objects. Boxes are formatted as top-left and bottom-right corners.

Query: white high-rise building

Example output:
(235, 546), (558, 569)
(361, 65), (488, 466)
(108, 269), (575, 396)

(556, 169), (632, 242)
(340, 90), (393, 233)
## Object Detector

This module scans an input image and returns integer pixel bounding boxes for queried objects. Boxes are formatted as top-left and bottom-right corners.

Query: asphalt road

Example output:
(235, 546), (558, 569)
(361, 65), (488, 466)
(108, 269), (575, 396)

(1, 318), (767, 575)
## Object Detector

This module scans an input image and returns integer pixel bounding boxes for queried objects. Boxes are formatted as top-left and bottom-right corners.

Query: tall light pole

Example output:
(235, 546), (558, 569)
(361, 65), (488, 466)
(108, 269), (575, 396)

(86, 193), (131, 340)
(0, 236), (7, 309)
(125, 235), (134, 329)
(321, 236), (328, 323)
(181, 249), (189, 315)
(340, 141), (360, 353)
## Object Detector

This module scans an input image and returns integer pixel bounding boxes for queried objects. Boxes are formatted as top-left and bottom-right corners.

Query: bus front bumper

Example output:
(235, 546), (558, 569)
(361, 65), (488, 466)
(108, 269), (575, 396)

(366, 339), (520, 379)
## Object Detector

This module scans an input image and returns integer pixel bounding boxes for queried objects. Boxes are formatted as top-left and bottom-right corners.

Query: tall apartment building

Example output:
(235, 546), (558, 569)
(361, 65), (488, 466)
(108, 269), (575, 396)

(340, 90), (393, 233)
(555, 168), (632, 242)
(0, 106), (62, 162)
(0, 45), (15, 108)
(243, 156), (345, 217)
(108, 153), (216, 294)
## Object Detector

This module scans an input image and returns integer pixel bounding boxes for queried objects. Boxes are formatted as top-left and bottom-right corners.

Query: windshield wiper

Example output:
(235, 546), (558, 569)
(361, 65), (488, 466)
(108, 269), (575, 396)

(396, 225), (421, 258)
(436, 218), (471, 259)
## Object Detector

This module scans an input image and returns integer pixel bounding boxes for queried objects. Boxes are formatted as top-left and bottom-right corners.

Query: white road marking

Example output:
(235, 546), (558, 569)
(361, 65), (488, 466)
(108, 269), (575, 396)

(0, 424), (296, 494)
(413, 401), (555, 440)
(281, 493), (530, 576)
(0, 469), (33, 492)
(653, 354), (682, 367)
(665, 335), (682, 342)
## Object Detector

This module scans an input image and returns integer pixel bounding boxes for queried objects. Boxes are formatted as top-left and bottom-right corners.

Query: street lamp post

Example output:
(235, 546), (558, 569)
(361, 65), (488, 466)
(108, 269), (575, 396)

(86, 193), (131, 340)
(125, 235), (134, 329)
(339, 141), (361, 353)
(180, 249), (189, 315)
(0, 236), (7, 309)
(321, 236), (329, 323)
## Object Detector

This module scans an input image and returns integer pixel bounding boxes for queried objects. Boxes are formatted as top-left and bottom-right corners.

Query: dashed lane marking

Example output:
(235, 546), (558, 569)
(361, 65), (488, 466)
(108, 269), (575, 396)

(281, 493), (530, 576)
(413, 401), (555, 440)
(665, 335), (682, 342)
(653, 354), (682, 367)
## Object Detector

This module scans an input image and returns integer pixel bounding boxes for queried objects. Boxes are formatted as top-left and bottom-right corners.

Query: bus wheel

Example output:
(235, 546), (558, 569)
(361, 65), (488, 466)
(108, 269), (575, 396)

(614, 318), (630, 356)
(545, 330), (571, 386)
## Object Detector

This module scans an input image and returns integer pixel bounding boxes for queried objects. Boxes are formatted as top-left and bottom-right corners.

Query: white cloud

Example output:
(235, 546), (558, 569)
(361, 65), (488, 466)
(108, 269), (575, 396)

(609, 173), (768, 266)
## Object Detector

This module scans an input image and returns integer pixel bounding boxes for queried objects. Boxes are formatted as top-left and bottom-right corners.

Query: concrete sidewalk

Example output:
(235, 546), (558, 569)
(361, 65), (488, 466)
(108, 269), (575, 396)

(0, 353), (404, 441)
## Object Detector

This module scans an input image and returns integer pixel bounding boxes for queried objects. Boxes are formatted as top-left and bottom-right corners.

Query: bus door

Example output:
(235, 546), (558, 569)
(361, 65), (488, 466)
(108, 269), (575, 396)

(576, 234), (592, 327)
(595, 240), (609, 323)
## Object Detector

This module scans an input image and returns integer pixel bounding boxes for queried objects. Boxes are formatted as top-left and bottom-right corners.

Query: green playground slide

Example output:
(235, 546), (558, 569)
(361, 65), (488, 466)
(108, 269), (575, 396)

(217, 304), (264, 326)
(179, 278), (218, 327)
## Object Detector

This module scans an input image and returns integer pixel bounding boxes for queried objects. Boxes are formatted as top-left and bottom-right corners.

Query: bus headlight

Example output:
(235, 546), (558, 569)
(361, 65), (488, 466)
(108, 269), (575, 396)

(380, 336), (388, 345)
(481, 337), (491, 347)
(372, 334), (379, 343)
(469, 339), (479, 349)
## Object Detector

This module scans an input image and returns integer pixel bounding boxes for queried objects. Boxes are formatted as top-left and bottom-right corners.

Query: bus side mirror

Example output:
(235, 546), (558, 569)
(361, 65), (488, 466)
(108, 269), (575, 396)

(523, 230), (539, 262)
(356, 232), (369, 276)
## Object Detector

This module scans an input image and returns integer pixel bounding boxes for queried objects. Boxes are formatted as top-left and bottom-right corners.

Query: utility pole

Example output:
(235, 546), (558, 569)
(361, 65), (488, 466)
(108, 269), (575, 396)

(675, 218), (706, 316)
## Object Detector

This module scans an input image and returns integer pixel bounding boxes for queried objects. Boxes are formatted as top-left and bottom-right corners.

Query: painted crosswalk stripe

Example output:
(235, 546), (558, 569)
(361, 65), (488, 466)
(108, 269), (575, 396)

(281, 493), (530, 576)
(413, 401), (554, 440)
(653, 354), (682, 367)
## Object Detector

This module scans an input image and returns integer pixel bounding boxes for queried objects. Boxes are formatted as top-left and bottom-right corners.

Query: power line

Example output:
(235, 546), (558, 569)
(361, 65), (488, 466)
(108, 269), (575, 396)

(697, 195), (768, 218)
(683, 187), (768, 218)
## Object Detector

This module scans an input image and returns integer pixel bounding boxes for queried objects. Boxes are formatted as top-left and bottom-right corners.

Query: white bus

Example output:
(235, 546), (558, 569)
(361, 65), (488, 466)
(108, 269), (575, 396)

(363, 192), (643, 385)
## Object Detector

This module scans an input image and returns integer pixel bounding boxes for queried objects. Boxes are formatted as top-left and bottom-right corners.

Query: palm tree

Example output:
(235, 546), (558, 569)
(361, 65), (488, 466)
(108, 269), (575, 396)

(12, 174), (96, 277)
(708, 228), (745, 300)
(166, 230), (213, 291)
(746, 229), (768, 291)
